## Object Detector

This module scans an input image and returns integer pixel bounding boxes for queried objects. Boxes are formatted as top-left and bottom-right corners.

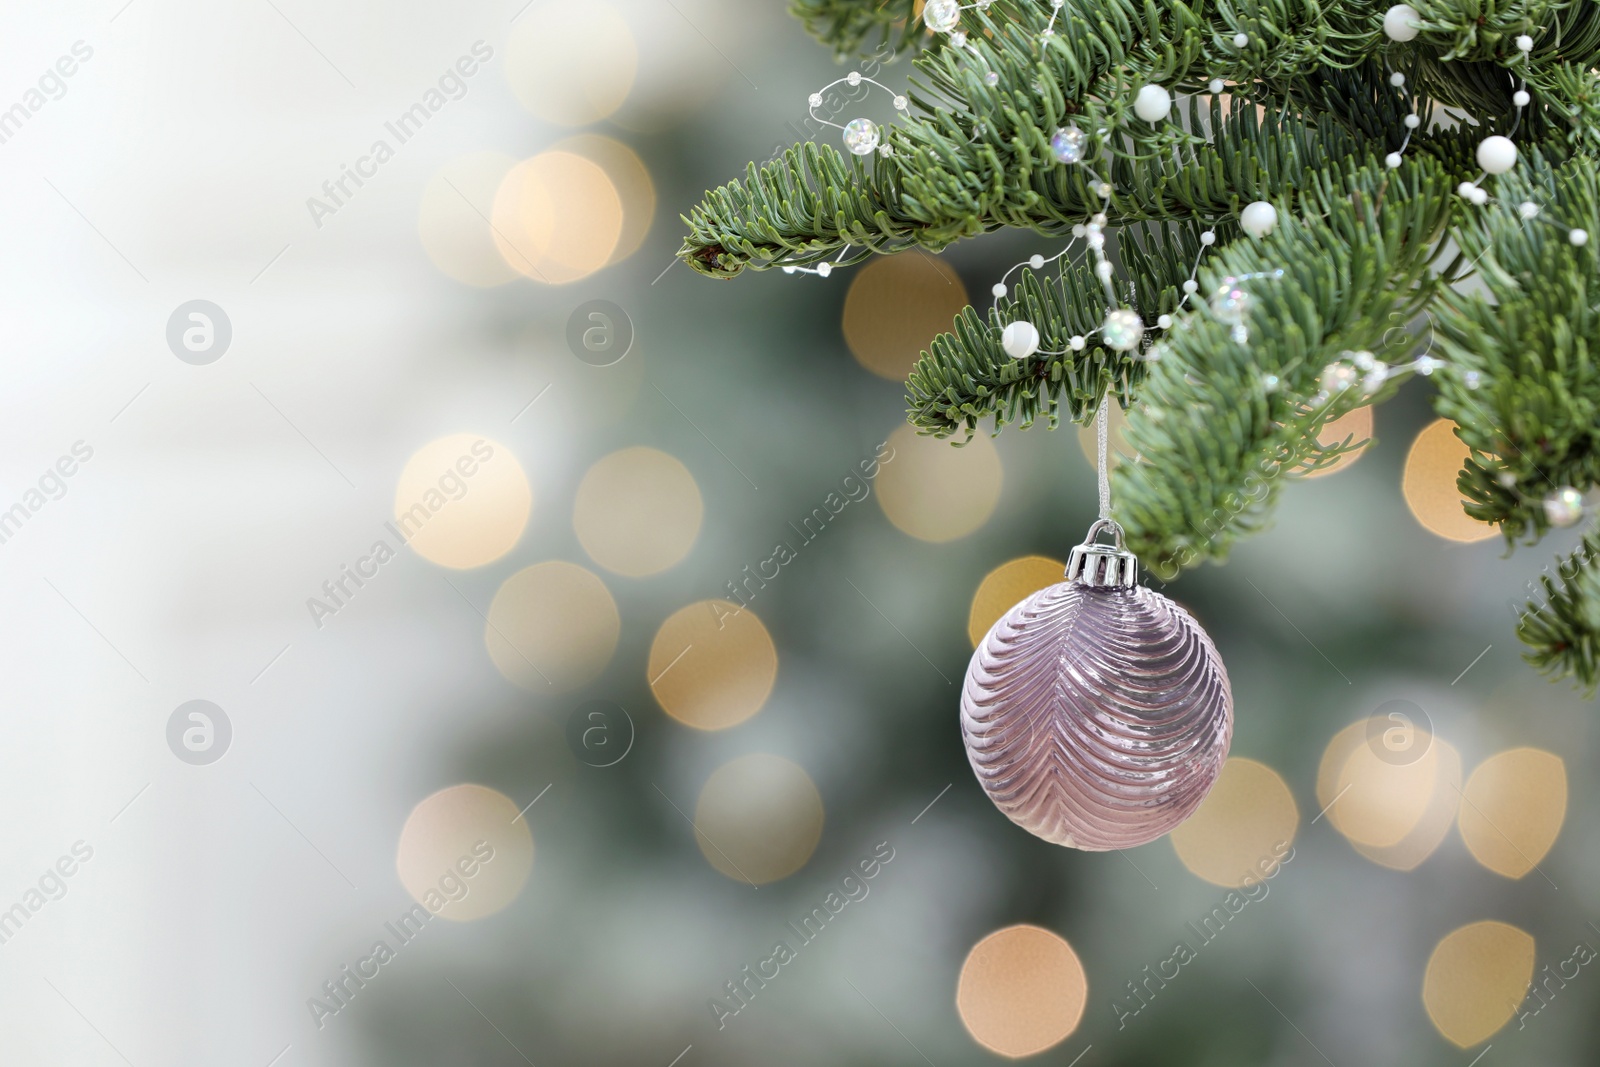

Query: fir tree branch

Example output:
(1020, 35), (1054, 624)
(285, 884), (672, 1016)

(1520, 528), (1600, 689)
(1113, 155), (1457, 576)
(789, 0), (923, 59)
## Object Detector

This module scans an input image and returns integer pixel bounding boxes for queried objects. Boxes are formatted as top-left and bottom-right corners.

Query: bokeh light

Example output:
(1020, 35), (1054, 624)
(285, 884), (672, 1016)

(967, 556), (1064, 647)
(485, 562), (620, 691)
(396, 784), (534, 922)
(550, 134), (655, 267)
(1422, 921), (1535, 1047)
(842, 253), (969, 380)
(505, 1), (637, 126)
(649, 600), (777, 730)
(1459, 747), (1567, 879)
(1075, 400), (1134, 471)
(693, 754), (823, 884)
(492, 152), (623, 285)
(417, 152), (521, 287)
(876, 425), (1003, 543)
(1316, 718), (1461, 871)
(956, 925), (1087, 1058)
(1298, 405), (1374, 479)
(574, 447), (703, 577)
(1169, 757), (1299, 887)
(395, 434), (531, 569)
(1403, 419), (1496, 542)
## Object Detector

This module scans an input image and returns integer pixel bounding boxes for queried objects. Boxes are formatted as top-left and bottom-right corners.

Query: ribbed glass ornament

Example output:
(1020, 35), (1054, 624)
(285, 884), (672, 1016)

(960, 532), (1233, 850)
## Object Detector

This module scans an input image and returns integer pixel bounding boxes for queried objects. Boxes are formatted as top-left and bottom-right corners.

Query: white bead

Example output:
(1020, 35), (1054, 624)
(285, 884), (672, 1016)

(1001, 320), (1041, 359)
(1457, 181), (1477, 198)
(1476, 135), (1518, 174)
(1353, 350), (1376, 371)
(1464, 370), (1482, 389)
(1262, 374), (1280, 393)
(1386, 152), (1402, 168)
(1383, 5), (1421, 42)
(1544, 487), (1584, 527)
(1390, 72), (1406, 87)
(1029, 254), (1045, 269)
(1209, 78), (1225, 95)
(1101, 309), (1144, 351)
(1363, 362), (1389, 393)
(984, 71), (999, 87)
(1156, 314), (1172, 329)
(1516, 34), (1534, 52)
(1134, 84), (1172, 122)
(1069, 335), (1086, 351)
(1200, 230), (1216, 245)
(1240, 200), (1278, 238)
(893, 95), (908, 111)
(1071, 224), (1086, 238)
(992, 283), (1008, 297)
(1414, 355), (1441, 375)
(1092, 212), (1108, 226)
(949, 30), (966, 47)
(1096, 182), (1113, 198)
(808, 93), (823, 108)
(1182, 279), (1199, 294)
(1404, 114), (1422, 128)
(816, 262), (832, 278)
(1571, 229), (1590, 246)
(1518, 201), (1540, 220)
(1467, 186), (1490, 206)
(1096, 260), (1114, 281)
(1233, 32), (1249, 48)
(847, 71), (862, 86)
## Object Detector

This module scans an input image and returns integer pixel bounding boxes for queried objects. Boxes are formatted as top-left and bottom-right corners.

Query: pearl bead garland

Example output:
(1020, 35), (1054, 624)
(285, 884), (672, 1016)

(1476, 135), (1518, 175)
(1240, 201), (1278, 238)
(1133, 84), (1173, 123)
(1002, 320), (1041, 360)
(1383, 4), (1421, 42)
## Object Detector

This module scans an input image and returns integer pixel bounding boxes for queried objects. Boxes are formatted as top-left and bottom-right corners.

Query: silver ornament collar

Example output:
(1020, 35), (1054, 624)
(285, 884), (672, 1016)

(1065, 519), (1139, 589)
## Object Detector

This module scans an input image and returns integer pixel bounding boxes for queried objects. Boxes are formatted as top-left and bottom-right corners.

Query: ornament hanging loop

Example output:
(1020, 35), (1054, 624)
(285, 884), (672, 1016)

(1067, 519), (1140, 589)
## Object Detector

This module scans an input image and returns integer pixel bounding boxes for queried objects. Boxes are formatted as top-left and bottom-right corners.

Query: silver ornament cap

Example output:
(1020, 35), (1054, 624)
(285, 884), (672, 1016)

(961, 521), (1234, 850)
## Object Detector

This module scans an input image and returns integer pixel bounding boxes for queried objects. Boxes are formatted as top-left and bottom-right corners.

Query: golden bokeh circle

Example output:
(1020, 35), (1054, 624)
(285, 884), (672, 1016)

(842, 254), (969, 380)
(1316, 718), (1461, 871)
(956, 925), (1088, 1058)
(967, 556), (1064, 647)
(1403, 419), (1496, 542)
(1459, 747), (1567, 880)
(394, 434), (531, 569)
(505, 1), (637, 126)
(485, 562), (620, 692)
(1422, 921), (1535, 1048)
(574, 447), (703, 577)
(649, 600), (778, 730)
(550, 134), (655, 267)
(396, 784), (534, 922)
(417, 152), (521, 287)
(1299, 405), (1374, 479)
(876, 425), (1003, 543)
(492, 152), (623, 286)
(693, 753), (823, 884)
(1169, 757), (1299, 887)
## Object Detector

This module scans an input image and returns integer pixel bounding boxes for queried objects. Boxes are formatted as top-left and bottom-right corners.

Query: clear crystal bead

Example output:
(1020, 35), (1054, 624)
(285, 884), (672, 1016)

(842, 118), (880, 156)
